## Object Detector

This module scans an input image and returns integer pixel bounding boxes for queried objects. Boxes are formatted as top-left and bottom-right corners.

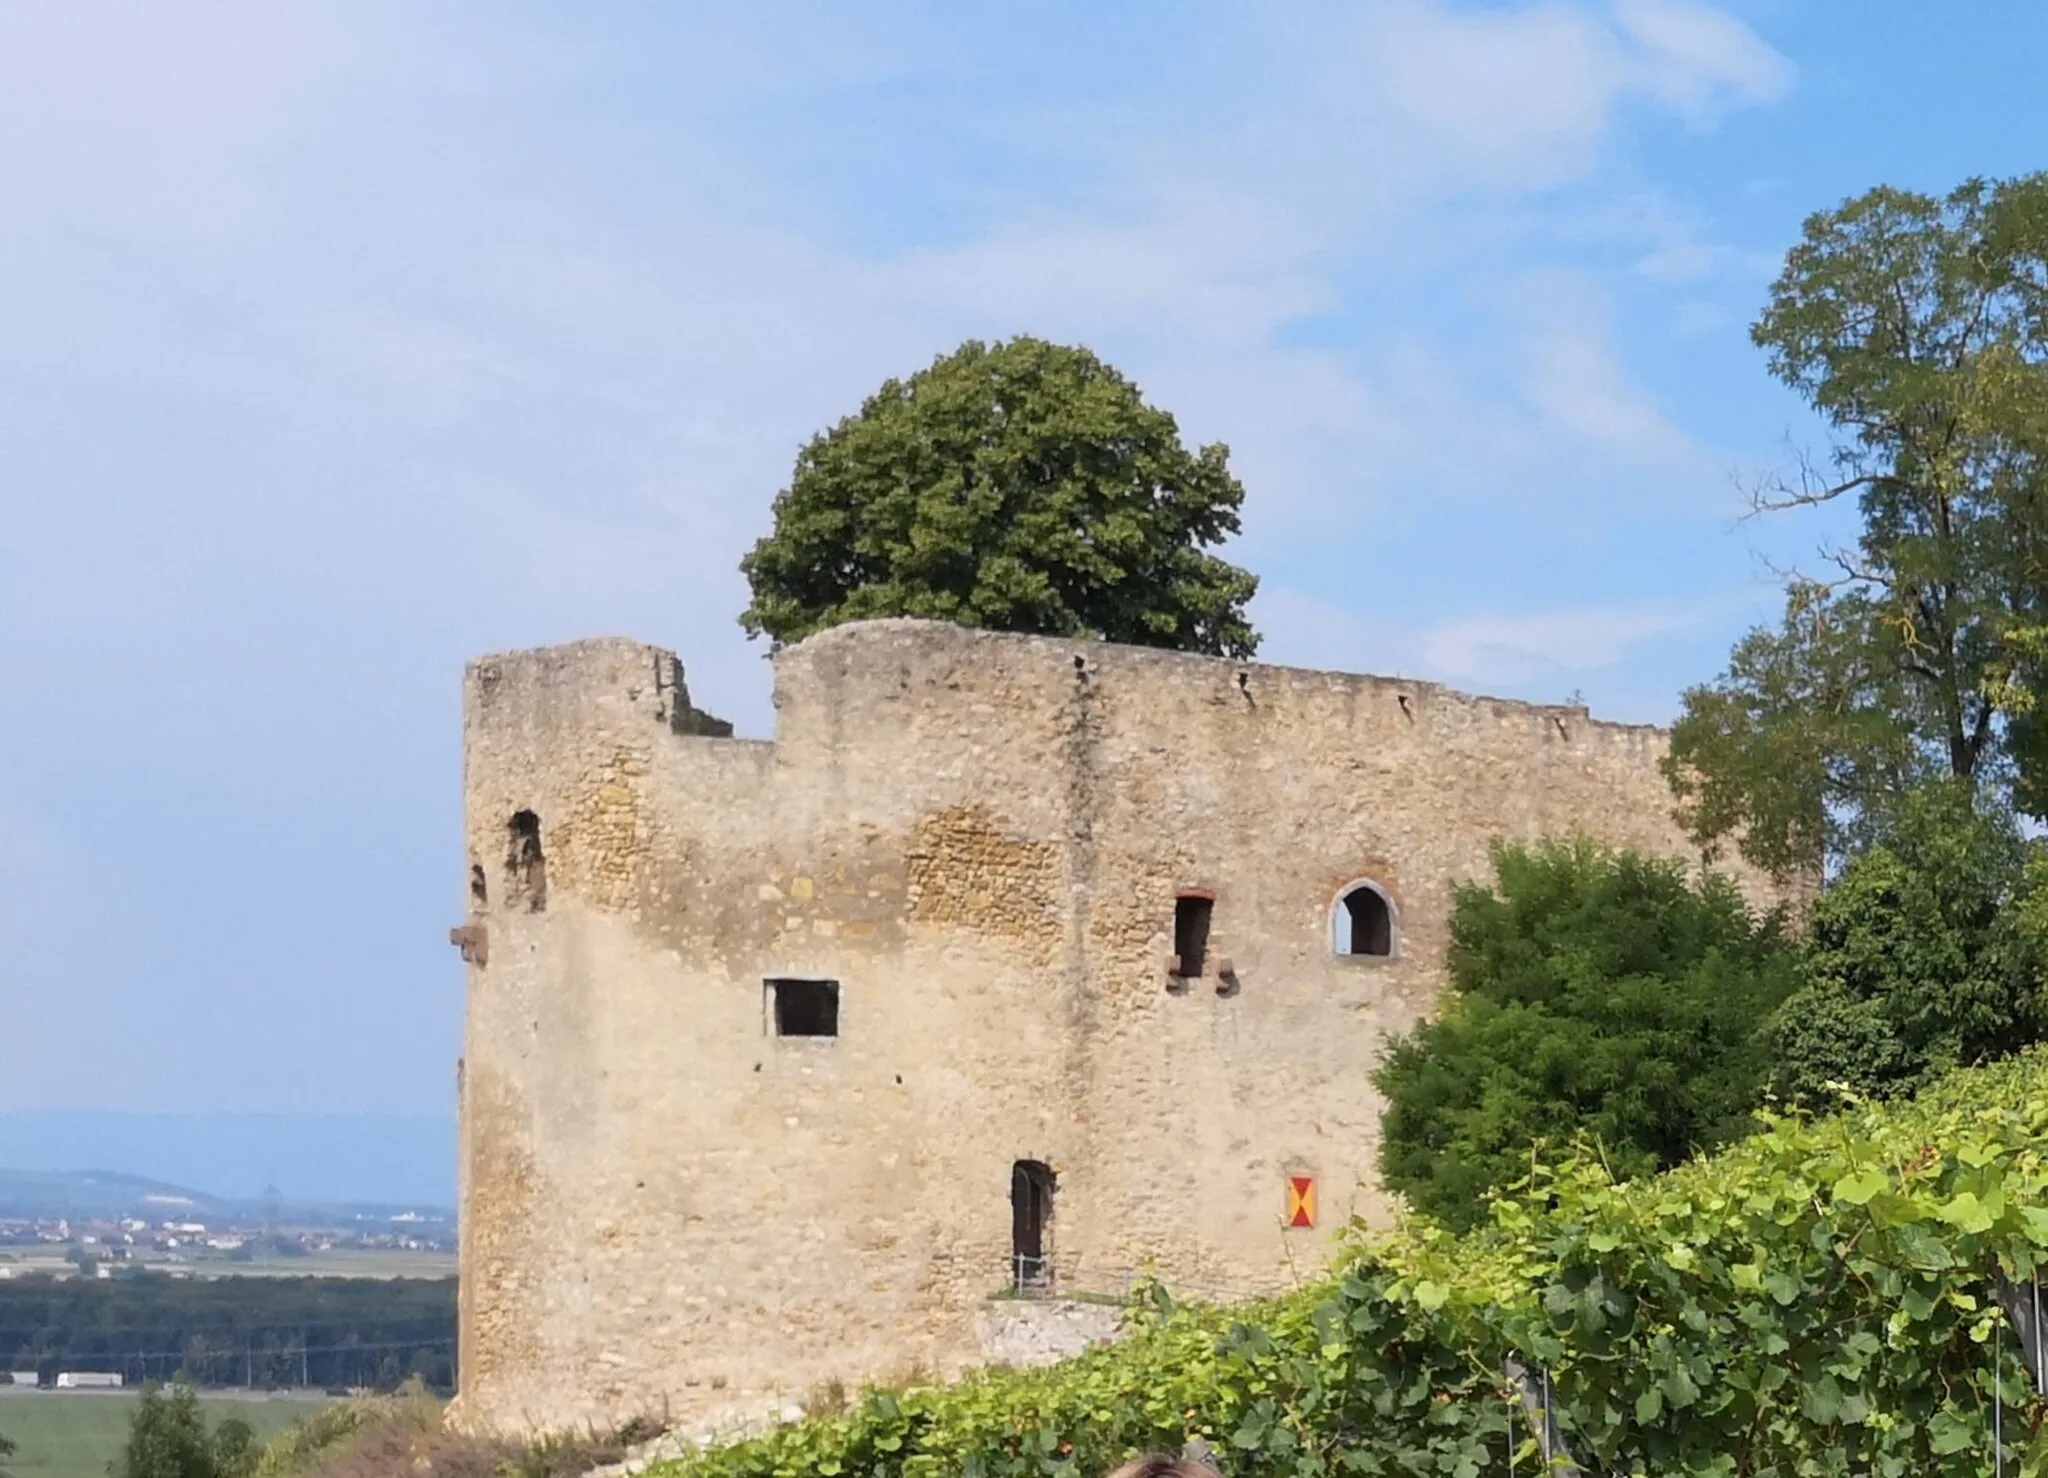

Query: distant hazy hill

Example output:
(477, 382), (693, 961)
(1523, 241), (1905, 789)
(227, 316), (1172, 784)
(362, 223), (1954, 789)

(0, 1166), (453, 1225)
(0, 1111), (455, 1208)
(0, 1167), (231, 1221)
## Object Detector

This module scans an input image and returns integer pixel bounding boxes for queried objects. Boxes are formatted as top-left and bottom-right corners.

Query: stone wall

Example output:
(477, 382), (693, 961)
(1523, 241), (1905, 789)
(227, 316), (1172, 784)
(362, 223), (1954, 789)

(451, 619), (1790, 1434)
(974, 1299), (1126, 1369)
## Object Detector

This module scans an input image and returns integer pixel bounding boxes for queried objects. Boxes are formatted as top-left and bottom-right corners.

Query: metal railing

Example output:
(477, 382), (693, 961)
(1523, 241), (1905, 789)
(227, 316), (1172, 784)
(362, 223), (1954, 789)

(1011, 1254), (1053, 1294)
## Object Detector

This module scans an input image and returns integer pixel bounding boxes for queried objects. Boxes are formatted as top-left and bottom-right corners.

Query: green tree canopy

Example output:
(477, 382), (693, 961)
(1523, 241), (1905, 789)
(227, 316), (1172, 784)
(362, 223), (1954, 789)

(739, 337), (1259, 656)
(112, 1384), (257, 1478)
(1667, 174), (2048, 875)
(1373, 839), (1798, 1231)
(1766, 783), (2048, 1104)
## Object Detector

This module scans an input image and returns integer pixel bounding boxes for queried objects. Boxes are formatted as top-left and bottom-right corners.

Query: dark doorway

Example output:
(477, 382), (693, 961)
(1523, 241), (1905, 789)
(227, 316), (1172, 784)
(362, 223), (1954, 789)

(1174, 893), (1214, 977)
(1011, 1160), (1056, 1292)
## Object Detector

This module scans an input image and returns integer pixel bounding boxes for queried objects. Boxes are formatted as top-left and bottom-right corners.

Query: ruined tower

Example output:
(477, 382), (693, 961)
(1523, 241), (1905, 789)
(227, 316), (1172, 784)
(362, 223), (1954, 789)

(452, 619), (1783, 1432)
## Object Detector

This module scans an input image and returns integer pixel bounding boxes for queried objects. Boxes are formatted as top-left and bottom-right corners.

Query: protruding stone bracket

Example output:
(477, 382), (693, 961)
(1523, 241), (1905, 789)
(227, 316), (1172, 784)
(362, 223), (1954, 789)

(450, 923), (490, 967)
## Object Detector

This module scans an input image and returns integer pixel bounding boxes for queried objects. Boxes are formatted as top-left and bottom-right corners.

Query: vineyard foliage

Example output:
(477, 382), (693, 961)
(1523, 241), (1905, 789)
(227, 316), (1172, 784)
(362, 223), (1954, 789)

(660, 1050), (2048, 1477)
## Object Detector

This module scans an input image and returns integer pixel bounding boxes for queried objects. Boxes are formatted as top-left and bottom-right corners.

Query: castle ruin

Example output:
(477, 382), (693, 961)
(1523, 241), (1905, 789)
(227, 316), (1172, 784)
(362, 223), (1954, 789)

(452, 618), (1784, 1432)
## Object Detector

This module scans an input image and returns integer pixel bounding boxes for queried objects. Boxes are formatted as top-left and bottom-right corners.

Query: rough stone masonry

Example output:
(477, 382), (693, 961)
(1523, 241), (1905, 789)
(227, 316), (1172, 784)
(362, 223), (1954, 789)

(450, 618), (1792, 1433)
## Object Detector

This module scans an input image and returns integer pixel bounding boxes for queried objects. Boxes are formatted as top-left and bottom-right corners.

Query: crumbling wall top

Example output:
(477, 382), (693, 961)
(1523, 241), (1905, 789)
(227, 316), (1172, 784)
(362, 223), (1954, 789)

(464, 617), (1663, 762)
(467, 636), (734, 740)
(769, 617), (1646, 736)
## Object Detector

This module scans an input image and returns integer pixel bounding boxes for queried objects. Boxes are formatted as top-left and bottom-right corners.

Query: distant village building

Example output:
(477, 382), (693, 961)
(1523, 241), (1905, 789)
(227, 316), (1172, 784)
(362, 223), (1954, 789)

(451, 620), (1794, 1433)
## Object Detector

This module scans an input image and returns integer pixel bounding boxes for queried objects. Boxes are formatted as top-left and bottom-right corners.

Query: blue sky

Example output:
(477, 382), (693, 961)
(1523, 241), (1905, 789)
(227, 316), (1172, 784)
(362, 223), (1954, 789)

(3, 2), (2044, 1137)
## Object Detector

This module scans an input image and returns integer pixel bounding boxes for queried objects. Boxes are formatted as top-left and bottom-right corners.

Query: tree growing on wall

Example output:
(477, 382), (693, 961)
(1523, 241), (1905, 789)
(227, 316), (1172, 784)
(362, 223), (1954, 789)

(739, 337), (1260, 657)
(1666, 173), (2048, 876)
(1765, 782), (2048, 1104)
(1373, 839), (1799, 1231)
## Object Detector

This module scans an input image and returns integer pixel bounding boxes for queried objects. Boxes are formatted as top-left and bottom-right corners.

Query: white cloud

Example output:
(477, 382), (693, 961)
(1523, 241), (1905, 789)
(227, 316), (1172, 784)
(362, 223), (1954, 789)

(1520, 326), (1694, 460)
(1260, 585), (1718, 695)
(1635, 239), (1734, 282)
(0, 0), (1803, 1112)
(1614, 0), (1796, 123)
(0, 794), (144, 1111)
(1623, 211), (1781, 286)
(1671, 298), (1735, 336)
(1369, 0), (1791, 188)
(1254, 587), (1428, 680)
(1543, 190), (1775, 288)
(1415, 579), (1784, 694)
(1422, 605), (1702, 686)
(1376, 3), (1630, 186)
(0, 3), (366, 238)
(1492, 269), (1701, 465)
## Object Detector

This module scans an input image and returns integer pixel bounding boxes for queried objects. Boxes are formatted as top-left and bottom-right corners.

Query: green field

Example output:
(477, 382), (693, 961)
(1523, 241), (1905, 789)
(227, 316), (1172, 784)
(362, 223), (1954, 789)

(0, 1248), (457, 1281)
(0, 1392), (333, 1478)
(211, 1249), (456, 1280)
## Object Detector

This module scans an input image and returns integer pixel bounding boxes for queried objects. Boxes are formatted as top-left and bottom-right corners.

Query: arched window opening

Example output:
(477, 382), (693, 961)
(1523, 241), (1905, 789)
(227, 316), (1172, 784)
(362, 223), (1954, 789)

(1011, 1160), (1056, 1293)
(1333, 883), (1395, 959)
(506, 810), (547, 912)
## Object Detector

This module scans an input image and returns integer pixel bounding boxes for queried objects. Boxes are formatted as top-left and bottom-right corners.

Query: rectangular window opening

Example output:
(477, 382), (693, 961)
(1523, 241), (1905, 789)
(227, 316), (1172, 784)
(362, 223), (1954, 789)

(768, 978), (840, 1037)
(1174, 894), (1214, 978)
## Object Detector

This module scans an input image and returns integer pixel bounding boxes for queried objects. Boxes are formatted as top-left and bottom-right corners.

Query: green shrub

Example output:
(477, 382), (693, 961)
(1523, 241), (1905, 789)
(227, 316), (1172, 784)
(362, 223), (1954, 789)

(112, 1384), (259, 1478)
(1373, 837), (1798, 1229)
(1768, 783), (2048, 1103)
(251, 1384), (440, 1478)
(659, 1049), (2048, 1477)
(251, 1381), (659, 1478)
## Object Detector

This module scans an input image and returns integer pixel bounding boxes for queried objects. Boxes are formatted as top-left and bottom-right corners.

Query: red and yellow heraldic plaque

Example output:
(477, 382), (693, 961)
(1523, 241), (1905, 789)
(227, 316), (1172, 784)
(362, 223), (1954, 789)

(1286, 1176), (1316, 1229)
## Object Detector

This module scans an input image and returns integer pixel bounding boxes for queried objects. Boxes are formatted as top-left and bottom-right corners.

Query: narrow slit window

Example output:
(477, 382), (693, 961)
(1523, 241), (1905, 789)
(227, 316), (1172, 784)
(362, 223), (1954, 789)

(506, 810), (546, 912)
(768, 978), (840, 1037)
(1335, 884), (1395, 958)
(1174, 893), (1214, 977)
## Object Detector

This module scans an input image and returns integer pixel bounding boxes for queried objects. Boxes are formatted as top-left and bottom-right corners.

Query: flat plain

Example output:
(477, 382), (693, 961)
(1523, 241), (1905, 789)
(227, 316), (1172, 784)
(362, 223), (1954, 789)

(0, 1248), (456, 1280)
(0, 1390), (334, 1478)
